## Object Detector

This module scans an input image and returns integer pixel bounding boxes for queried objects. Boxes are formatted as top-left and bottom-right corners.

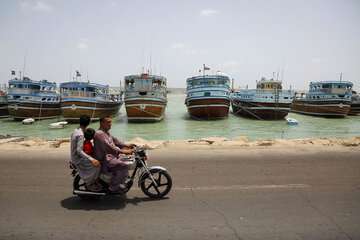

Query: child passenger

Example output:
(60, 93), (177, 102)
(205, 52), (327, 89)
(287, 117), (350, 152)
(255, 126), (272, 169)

(83, 128), (95, 156)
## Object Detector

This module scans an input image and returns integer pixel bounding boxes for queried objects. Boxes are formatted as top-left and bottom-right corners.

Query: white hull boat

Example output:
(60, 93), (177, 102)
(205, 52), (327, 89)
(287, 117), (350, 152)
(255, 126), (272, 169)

(22, 118), (35, 124)
(286, 117), (298, 125)
(49, 121), (68, 129)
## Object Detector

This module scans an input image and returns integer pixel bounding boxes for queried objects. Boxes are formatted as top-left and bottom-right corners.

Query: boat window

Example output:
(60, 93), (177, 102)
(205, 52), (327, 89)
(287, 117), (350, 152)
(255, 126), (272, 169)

(42, 98), (46, 101)
(29, 85), (40, 90)
(204, 92), (211, 96)
(322, 84), (331, 89)
(139, 91), (147, 96)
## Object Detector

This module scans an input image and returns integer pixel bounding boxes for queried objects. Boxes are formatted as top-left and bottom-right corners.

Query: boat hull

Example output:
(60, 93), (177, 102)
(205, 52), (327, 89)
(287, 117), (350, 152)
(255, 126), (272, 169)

(291, 100), (351, 117)
(0, 103), (9, 118)
(349, 103), (360, 115)
(7, 102), (61, 120)
(61, 100), (122, 122)
(185, 98), (230, 120)
(125, 98), (166, 122)
(231, 101), (290, 120)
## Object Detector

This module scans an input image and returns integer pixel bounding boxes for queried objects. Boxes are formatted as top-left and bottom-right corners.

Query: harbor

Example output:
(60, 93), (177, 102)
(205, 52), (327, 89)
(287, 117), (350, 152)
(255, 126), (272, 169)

(0, 93), (359, 141)
(1, 1), (360, 239)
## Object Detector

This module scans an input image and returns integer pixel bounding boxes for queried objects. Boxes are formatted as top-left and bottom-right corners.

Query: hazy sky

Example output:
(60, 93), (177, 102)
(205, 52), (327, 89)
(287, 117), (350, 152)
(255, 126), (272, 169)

(0, 0), (359, 90)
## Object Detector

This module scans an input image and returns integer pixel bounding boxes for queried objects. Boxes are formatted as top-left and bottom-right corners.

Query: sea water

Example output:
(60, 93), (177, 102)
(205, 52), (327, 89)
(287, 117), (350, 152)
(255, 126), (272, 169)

(0, 93), (359, 141)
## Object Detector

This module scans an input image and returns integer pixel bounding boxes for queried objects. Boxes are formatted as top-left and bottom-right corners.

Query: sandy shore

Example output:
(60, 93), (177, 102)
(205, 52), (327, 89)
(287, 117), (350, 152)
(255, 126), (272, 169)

(0, 135), (359, 153)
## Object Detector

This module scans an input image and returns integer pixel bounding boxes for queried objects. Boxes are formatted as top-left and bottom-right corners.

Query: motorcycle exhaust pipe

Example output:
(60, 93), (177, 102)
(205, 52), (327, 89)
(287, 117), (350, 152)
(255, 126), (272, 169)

(73, 190), (106, 196)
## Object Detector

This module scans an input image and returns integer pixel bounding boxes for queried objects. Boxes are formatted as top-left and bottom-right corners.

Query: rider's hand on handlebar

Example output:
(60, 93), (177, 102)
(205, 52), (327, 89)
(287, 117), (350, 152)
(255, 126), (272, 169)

(91, 159), (101, 167)
(128, 143), (137, 149)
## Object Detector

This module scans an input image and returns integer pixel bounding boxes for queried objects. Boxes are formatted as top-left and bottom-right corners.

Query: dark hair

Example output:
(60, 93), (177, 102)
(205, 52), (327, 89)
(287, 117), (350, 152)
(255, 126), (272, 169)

(84, 128), (95, 140)
(79, 115), (91, 127)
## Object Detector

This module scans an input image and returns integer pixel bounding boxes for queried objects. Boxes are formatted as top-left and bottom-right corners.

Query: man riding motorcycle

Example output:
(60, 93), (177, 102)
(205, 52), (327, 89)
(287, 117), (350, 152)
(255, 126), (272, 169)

(93, 116), (135, 193)
(70, 115), (135, 193)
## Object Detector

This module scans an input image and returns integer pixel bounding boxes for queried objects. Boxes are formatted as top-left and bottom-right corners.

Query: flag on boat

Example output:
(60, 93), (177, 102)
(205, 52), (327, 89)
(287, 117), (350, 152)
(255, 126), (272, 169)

(76, 70), (81, 77)
(203, 64), (210, 70)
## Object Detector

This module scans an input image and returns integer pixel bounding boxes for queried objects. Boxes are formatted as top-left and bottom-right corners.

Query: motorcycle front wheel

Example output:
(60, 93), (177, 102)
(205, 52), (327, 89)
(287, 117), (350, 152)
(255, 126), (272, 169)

(140, 169), (172, 199)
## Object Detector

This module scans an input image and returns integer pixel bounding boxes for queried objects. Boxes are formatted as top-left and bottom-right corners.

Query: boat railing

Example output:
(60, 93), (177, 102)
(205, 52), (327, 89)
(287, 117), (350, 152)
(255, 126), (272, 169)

(187, 85), (230, 90)
(61, 90), (120, 101)
(61, 90), (96, 98)
(125, 91), (167, 98)
(8, 88), (36, 95)
(312, 88), (351, 95)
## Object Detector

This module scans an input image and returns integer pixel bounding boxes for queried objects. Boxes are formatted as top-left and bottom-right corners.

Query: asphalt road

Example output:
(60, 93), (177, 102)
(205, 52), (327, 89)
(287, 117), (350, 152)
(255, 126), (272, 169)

(0, 147), (359, 240)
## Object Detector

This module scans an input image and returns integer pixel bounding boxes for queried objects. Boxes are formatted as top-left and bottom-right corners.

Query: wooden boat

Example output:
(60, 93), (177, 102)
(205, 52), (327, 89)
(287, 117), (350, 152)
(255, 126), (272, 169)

(291, 81), (353, 117)
(7, 77), (61, 120)
(231, 77), (293, 120)
(185, 67), (230, 120)
(124, 73), (167, 122)
(0, 88), (9, 118)
(349, 91), (360, 115)
(60, 80), (122, 122)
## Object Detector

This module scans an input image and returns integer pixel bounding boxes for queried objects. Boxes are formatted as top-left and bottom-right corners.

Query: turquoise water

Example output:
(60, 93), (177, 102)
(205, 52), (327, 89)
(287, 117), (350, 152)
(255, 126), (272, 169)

(0, 94), (359, 141)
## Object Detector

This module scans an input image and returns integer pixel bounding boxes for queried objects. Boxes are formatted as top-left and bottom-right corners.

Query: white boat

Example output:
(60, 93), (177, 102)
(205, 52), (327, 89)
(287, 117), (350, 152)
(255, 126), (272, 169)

(286, 117), (298, 125)
(49, 121), (68, 129)
(22, 118), (35, 124)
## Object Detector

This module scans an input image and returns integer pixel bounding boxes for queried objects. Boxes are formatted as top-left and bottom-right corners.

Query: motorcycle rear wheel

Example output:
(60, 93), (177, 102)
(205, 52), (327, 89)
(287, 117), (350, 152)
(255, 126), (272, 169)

(140, 169), (172, 199)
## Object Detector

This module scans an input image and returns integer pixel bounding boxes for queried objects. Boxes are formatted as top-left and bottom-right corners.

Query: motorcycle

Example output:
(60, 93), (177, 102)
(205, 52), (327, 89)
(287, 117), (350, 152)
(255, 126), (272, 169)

(71, 146), (172, 199)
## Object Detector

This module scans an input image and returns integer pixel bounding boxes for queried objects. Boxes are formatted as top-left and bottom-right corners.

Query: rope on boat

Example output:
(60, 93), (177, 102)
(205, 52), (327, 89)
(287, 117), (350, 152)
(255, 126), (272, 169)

(233, 104), (263, 120)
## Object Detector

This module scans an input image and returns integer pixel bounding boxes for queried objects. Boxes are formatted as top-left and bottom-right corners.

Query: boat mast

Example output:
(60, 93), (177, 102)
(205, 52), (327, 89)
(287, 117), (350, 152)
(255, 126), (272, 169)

(22, 51), (27, 80)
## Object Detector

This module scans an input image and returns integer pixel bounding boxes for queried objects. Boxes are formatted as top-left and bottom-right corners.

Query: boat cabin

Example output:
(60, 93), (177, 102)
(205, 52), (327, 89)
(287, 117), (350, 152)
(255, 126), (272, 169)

(60, 82), (110, 98)
(309, 81), (353, 94)
(256, 78), (282, 90)
(9, 78), (56, 92)
(8, 78), (59, 102)
(125, 74), (167, 96)
(186, 75), (230, 89)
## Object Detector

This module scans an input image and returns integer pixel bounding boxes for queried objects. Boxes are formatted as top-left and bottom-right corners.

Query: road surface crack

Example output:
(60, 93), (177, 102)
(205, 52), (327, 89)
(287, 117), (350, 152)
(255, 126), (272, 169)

(299, 192), (353, 240)
(190, 188), (243, 240)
